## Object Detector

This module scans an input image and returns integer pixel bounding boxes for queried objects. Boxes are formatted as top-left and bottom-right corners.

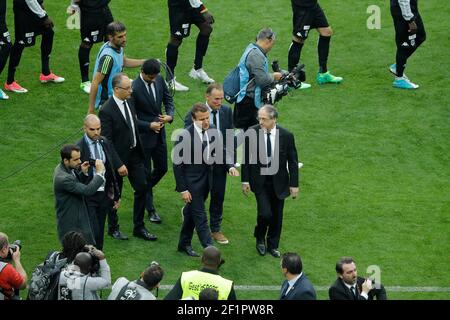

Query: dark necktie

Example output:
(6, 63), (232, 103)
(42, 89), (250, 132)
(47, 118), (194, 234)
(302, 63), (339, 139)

(350, 286), (357, 300)
(123, 101), (136, 148)
(211, 110), (217, 128)
(93, 141), (101, 160)
(148, 82), (156, 104)
(202, 129), (208, 151)
(266, 131), (272, 164)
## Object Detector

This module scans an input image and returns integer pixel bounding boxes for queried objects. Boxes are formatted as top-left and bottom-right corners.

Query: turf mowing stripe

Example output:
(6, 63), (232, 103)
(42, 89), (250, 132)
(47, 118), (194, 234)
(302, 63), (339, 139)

(159, 285), (450, 292)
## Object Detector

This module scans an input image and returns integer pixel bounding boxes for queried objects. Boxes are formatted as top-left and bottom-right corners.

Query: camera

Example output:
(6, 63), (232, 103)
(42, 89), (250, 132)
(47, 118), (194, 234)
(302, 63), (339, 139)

(262, 60), (306, 105)
(5, 240), (21, 260)
(88, 158), (96, 167)
(82, 245), (100, 274)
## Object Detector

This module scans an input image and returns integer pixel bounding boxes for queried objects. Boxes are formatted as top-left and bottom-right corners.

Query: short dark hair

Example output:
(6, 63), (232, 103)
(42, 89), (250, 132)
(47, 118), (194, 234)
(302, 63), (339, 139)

(106, 21), (126, 37)
(142, 59), (161, 75)
(281, 252), (303, 275)
(191, 103), (209, 120)
(336, 257), (355, 274)
(199, 287), (219, 300)
(206, 83), (223, 95)
(60, 144), (80, 161)
(142, 264), (164, 289)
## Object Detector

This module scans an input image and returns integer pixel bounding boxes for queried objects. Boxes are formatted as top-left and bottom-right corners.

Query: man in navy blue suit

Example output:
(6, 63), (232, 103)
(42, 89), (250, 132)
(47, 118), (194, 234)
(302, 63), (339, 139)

(174, 103), (239, 257)
(280, 252), (316, 300)
(184, 83), (234, 245)
(132, 59), (175, 224)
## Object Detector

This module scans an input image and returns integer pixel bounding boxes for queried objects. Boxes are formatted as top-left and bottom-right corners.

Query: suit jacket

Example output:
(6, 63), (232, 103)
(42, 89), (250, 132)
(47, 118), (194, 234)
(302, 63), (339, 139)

(242, 124), (299, 199)
(184, 104), (234, 167)
(98, 96), (145, 165)
(76, 135), (122, 201)
(280, 273), (317, 300)
(173, 124), (213, 195)
(329, 276), (387, 300)
(131, 74), (174, 149)
(53, 163), (104, 245)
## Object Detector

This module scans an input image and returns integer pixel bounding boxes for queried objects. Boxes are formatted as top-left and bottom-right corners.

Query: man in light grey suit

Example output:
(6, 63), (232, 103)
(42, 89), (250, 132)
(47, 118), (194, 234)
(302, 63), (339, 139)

(280, 252), (316, 300)
(53, 144), (106, 245)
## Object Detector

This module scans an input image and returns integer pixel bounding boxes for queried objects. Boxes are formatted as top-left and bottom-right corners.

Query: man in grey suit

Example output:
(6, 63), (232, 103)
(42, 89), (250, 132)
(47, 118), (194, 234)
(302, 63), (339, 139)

(132, 59), (174, 224)
(53, 144), (106, 245)
(184, 83), (234, 245)
(280, 252), (316, 300)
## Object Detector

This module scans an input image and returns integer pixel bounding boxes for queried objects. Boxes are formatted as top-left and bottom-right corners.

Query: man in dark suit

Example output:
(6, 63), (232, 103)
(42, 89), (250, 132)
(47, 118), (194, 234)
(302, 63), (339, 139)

(173, 103), (239, 257)
(329, 256), (387, 300)
(53, 144), (105, 245)
(242, 105), (299, 258)
(184, 83), (234, 245)
(98, 73), (157, 241)
(77, 114), (122, 250)
(280, 252), (316, 300)
(132, 59), (174, 224)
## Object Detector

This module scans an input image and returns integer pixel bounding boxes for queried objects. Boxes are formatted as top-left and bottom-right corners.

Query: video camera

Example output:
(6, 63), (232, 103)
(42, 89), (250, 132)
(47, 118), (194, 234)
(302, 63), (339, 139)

(262, 60), (306, 105)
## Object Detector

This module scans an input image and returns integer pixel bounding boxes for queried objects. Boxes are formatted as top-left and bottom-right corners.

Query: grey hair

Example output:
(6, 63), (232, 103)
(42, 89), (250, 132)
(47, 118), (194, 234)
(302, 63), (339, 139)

(259, 104), (278, 119)
(257, 28), (275, 41)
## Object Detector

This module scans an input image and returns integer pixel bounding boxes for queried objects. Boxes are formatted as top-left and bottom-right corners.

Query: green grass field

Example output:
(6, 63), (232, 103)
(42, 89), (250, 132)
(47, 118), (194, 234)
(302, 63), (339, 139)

(0, 0), (449, 300)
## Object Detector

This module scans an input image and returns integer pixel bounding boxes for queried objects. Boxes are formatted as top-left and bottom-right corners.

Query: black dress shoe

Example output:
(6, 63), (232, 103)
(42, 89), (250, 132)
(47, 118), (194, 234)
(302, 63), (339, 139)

(108, 230), (128, 240)
(133, 228), (157, 241)
(256, 243), (266, 256)
(149, 211), (162, 224)
(269, 249), (281, 258)
(178, 246), (200, 257)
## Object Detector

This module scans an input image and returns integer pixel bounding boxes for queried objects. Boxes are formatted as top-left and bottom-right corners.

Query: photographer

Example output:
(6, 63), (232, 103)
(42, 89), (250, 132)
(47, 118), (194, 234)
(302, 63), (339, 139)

(0, 232), (27, 300)
(108, 262), (164, 300)
(58, 246), (111, 300)
(53, 144), (106, 246)
(234, 28), (282, 131)
(329, 257), (387, 300)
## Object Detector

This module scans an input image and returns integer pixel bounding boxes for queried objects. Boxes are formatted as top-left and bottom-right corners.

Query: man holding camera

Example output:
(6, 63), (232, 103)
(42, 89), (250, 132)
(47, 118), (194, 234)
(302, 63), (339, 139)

(58, 247), (111, 300)
(287, 0), (343, 88)
(0, 232), (27, 300)
(329, 257), (387, 300)
(53, 144), (106, 245)
(234, 28), (282, 131)
(77, 114), (123, 250)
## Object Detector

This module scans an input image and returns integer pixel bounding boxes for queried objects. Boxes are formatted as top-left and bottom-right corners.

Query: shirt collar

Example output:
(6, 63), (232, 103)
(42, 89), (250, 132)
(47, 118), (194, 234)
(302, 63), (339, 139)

(113, 94), (125, 106)
(288, 272), (302, 288)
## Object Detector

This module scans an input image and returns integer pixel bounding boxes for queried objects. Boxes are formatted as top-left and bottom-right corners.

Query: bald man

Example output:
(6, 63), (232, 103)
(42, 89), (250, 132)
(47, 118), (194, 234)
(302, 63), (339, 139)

(164, 246), (236, 300)
(77, 114), (123, 250)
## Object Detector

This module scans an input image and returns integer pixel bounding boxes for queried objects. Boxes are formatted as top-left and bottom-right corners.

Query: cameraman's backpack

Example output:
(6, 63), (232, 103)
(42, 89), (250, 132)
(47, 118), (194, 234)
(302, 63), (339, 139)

(223, 66), (255, 104)
(27, 251), (67, 300)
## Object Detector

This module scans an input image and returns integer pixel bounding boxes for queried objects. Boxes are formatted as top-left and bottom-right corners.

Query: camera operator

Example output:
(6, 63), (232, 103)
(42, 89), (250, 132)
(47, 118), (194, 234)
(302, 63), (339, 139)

(234, 28), (282, 131)
(58, 246), (111, 300)
(0, 232), (27, 300)
(108, 262), (164, 300)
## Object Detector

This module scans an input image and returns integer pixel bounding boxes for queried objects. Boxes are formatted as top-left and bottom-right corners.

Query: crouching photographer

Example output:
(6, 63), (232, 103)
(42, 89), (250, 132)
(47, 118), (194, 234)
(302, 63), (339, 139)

(58, 245), (110, 300)
(233, 28), (283, 131)
(0, 232), (27, 300)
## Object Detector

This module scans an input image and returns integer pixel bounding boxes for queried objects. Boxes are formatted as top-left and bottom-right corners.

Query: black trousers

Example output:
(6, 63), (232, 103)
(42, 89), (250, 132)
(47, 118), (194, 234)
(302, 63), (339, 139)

(143, 141), (168, 215)
(179, 189), (213, 249)
(116, 147), (148, 232)
(209, 165), (227, 232)
(254, 178), (285, 250)
(86, 191), (113, 250)
(234, 96), (258, 131)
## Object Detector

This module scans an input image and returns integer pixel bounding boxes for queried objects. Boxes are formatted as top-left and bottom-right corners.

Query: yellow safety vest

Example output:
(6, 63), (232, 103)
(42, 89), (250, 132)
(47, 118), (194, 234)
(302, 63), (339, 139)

(180, 270), (233, 300)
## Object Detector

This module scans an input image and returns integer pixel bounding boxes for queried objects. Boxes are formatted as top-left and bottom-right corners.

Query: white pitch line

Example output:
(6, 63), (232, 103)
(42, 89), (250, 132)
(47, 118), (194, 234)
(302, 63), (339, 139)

(160, 285), (450, 293)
